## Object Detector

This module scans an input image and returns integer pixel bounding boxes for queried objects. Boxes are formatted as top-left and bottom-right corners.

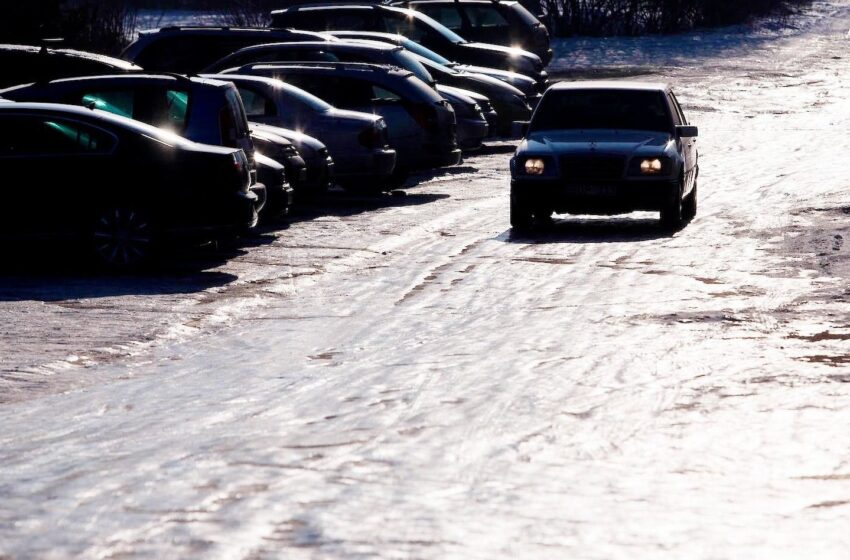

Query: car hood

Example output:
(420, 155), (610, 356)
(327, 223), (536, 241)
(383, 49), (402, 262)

(455, 64), (537, 93)
(456, 71), (525, 99)
(250, 122), (326, 152)
(460, 42), (541, 67)
(436, 84), (483, 105)
(524, 129), (673, 156)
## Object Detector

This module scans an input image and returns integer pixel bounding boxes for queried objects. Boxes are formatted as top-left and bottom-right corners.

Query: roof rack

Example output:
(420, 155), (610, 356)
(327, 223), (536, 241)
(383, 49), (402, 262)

(243, 60), (411, 74)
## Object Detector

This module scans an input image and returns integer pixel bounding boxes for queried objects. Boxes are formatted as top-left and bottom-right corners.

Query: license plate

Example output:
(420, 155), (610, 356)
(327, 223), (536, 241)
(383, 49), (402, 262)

(570, 185), (617, 196)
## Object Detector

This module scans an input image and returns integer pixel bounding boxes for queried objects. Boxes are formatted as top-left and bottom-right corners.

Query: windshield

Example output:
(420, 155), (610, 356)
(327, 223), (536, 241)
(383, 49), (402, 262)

(394, 49), (435, 85)
(530, 90), (672, 133)
(399, 37), (453, 65)
(278, 81), (333, 113)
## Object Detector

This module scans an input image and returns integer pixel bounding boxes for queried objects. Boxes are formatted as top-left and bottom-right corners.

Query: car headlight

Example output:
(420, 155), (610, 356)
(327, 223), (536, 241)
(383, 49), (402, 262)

(524, 158), (546, 176)
(629, 156), (672, 176)
(640, 158), (663, 174)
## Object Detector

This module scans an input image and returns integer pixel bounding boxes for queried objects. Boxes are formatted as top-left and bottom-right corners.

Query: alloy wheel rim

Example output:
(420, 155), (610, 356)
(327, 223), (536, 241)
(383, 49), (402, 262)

(93, 208), (152, 268)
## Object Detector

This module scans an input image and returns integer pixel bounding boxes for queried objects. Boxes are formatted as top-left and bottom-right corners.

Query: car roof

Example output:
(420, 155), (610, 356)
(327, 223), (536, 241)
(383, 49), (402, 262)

(0, 101), (225, 149)
(137, 26), (327, 37)
(273, 3), (406, 13)
(29, 73), (232, 89)
(550, 80), (671, 92)
(240, 40), (399, 54)
(238, 61), (414, 78)
(406, 0), (517, 4)
(0, 44), (141, 70)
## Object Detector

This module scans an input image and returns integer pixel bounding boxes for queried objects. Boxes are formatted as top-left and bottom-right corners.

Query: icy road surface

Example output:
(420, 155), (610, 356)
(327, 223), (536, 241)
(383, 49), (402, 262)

(4, 2), (850, 558)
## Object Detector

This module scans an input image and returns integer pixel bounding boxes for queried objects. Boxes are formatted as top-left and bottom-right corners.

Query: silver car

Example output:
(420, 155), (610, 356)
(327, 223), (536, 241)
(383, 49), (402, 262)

(203, 74), (397, 189)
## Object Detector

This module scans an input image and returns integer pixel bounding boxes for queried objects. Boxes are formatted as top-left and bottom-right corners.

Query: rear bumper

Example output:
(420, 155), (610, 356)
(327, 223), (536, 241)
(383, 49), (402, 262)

(511, 178), (678, 214)
(334, 147), (397, 179)
(164, 190), (258, 239)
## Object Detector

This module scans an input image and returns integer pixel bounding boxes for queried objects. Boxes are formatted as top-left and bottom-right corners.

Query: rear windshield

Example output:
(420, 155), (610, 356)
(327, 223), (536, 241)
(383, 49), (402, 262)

(531, 90), (672, 133)
(400, 39), (452, 66)
(394, 49), (435, 85)
(278, 81), (333, 113)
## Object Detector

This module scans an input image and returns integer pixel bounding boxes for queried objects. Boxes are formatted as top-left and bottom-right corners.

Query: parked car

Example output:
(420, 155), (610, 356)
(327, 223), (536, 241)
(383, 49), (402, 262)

(120, 27), (336, 73)
(0, 44), (142, 89)
(0, 73), (280, 210)
(510, 82), (699, 231)
(0, 103), (259, 268)
(326, 31), (546, 96)
(255, 153), (294, 220)
(416, 55), (531, 136)
(227, 62), (461, 173)
(397, 0), (552, 63)
(203, 74), (397, 190)
(249, 126), (310, 197)
(250, 123), (334, 197)
(269, 4), (546, 81)
(434, 84), (490, 150)
(204, 40), (435, 89)
(206, 43), (487, 151)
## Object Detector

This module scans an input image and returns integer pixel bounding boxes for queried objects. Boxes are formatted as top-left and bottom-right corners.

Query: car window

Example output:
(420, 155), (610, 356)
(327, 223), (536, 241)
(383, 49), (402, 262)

(462, 6), (510, 28)
(164, 90), (190, 130)
(531, 90), (672, 133)
(669, 92), (688, 125)
(418, 6), (463, 30)
(81, 90), (135, 119)
(666, 93), (682, 126)
(0, 115), (115, 155)
(372, 85), (401, 101)
(393, 50), (435, 85)
(238, 86), (277, 117)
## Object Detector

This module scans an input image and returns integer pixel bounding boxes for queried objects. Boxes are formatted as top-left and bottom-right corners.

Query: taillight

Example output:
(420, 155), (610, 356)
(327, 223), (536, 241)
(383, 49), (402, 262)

(219, 106), (238, 148)
(406, 102), (440, 133)
(358, 126), (382, 149)
(231, 150), (251, 192)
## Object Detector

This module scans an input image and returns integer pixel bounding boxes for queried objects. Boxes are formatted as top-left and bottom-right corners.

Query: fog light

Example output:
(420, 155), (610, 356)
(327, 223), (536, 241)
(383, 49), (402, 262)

(640, 158), (663, 174)
(524, 158), (546, 175)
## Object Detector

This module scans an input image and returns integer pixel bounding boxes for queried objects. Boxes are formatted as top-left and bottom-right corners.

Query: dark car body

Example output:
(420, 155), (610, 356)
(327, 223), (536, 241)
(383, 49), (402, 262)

(0, 44), (142, 89)
(249, 126), (310, 196)
(0, 103), (258, 268)
(228, 62), (461, 172)
(399, 0), (552, 63)
(326, 30), (545, 96)
(120, 27), (336, 73)
(510, 82), (699, 230)
(251, 122), (335, 196)
(269, 4), (546, 81)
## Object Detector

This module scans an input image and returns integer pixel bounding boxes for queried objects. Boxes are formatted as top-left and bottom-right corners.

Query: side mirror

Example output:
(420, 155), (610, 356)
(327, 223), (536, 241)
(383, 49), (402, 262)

(511, 120), (530, 138)
(676, 125), (698, 138)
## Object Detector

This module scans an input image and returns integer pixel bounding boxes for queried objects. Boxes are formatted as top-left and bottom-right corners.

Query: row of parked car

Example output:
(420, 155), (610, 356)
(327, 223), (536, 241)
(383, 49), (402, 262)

(0, 0), (552, 270)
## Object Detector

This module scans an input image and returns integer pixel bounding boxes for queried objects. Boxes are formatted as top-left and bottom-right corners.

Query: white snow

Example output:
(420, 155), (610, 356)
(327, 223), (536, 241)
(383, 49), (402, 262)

(4, 2), (850, 558)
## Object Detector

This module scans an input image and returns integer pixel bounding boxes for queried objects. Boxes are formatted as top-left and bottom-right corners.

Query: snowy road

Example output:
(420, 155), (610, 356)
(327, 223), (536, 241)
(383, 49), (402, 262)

(4, 2), (850, 558)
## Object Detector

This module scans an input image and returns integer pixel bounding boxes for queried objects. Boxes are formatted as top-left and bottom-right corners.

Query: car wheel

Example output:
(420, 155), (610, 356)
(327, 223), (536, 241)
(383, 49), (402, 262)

(510, 195), (533, 232)
(660, 180), (685, 231)
(684, 181), (698, 220)
(91, 207), (156, 271)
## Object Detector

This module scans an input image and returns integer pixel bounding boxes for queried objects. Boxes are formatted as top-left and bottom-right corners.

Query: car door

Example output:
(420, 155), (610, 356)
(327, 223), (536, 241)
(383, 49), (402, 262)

(236, 83), (294, 130)
(0, 114), (117, 235)
(668, 91), (697, 190)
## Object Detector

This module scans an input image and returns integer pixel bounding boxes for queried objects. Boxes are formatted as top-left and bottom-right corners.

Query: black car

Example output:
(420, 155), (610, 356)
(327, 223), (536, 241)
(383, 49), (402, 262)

(120, 27), (336, 73)
(510, 82), (699, 231)
(0, 103), (259, 268)
(398, 0), (552, 63)
(269, 4), (546, 81)
(0, 44), (142, 89)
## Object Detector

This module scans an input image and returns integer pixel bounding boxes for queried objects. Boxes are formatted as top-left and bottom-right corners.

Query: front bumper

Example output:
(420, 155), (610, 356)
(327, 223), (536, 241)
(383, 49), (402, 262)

(511, 177), (678, 215)
(457, 117), (489, 151)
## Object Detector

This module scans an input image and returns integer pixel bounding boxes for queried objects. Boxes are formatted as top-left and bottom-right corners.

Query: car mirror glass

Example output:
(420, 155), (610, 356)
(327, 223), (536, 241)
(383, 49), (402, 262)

(676, 125), (698, 138)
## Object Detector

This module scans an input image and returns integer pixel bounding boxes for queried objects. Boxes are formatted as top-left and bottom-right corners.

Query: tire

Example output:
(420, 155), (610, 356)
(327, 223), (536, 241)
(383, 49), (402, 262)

(660, 180), (685, 231)
(684, 181), (698, 220)
(90, 206), (156, 271)
(510, 195), (533, 232)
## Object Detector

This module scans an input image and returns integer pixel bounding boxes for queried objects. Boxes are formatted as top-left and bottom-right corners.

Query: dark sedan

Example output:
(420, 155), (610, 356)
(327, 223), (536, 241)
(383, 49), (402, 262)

(0, 103), (259, 269)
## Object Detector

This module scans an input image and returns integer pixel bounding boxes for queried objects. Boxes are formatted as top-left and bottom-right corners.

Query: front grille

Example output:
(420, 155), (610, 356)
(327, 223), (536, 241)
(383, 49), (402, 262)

(559, 155), (626, 184)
